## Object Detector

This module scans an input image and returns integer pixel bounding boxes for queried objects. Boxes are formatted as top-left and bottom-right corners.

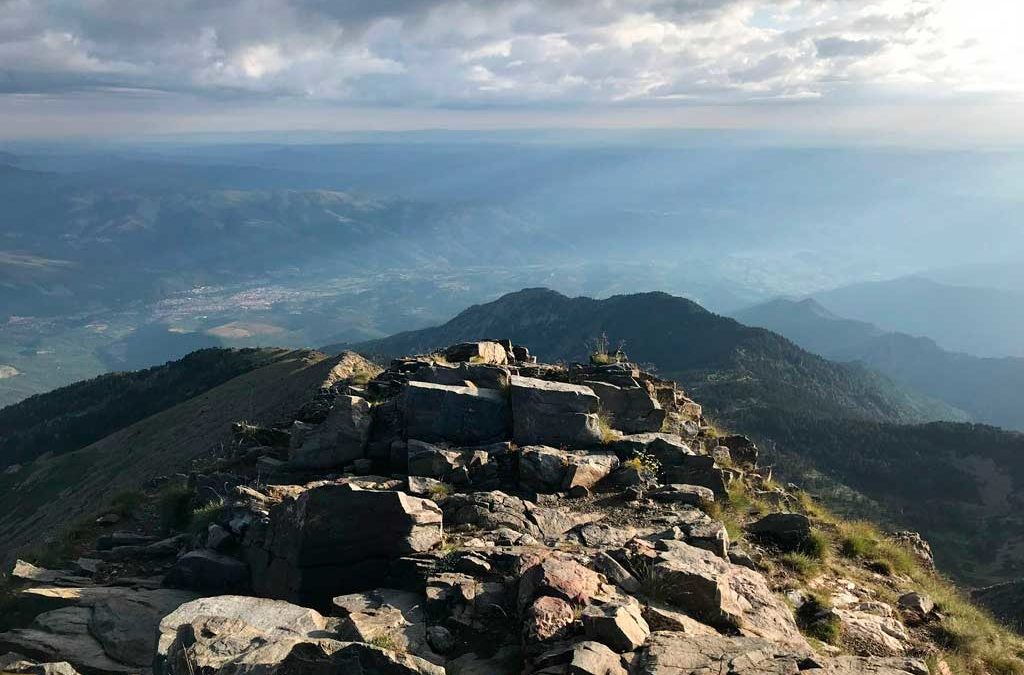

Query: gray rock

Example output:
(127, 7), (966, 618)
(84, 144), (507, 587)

(443, 491), (544, 539)
(532, 641), (627, 675)
(648, 484), (714, 506)
(333, 588), (441, 664)
(510, 376), (602, 447)
(163, 549), (250, 594)
(585, 380), (666, 434)
(445, 341), (510, 365)
(651, 541), (805, 645)
(520, 446), (619, 495)
(582, 602), (651, 652)
(0, 652), (81, 675)
(247, 483), (443, 604)
(897, 592), (934, 617)
(401, 381), (511, 445)
(747, 513), (813, 552)
(289, 395), (371, 469)
(636, 632), (810, 674)
(591, 552), (641, 594)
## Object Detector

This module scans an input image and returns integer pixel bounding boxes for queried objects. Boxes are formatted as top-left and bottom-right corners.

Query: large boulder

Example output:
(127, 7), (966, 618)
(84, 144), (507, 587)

(445, 341), (510, 365)
(156, 596), (443, 675)
(585, 380), (666, 433)
(0, 652), (80, 675)
(288, 395), (372, 469)
(442, 491), (544, 539)
(519, 446), (619, 495)
(582, 601), (650, 652)
(246, 484), (443, 605)
(747, 513), (814, 552)
(510, 376), (602, 447)
(637, 632), (808, 674)
(532, 641), (628, 675)
(0, 587), (197, 674)
(651, 541), (805, 646)
(518, 558), (602, 613)
(402, 360), (511, 390)
(333, 589), (441, 664)
(401, 381), (511, 445)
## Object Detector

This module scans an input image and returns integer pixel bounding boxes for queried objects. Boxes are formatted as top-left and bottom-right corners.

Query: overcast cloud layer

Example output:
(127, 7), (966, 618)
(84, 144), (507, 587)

(1, 0), (1022, 138)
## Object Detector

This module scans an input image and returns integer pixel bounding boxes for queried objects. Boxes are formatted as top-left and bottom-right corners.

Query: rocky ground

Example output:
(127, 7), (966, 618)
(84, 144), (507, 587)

(0, 340), (1017, 674)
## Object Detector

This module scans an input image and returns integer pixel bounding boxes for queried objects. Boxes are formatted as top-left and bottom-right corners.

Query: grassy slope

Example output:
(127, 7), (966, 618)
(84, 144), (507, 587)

(0, 349), (338, 567)
(0, 347), (288, 469)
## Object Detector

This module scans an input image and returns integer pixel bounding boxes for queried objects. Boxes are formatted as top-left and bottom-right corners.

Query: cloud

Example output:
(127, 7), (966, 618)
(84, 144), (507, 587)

(0, 0), (1020, 110)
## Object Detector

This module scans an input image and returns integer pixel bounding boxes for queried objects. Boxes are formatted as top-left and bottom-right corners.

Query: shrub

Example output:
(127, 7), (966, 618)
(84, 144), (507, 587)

(429, 482), (453, 500)
(800, 528), (833, 561)
(368, 633), (402, 652)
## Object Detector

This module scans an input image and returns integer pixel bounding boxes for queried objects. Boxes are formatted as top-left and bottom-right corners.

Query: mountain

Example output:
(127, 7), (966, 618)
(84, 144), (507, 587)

(814, 276), (1024, 358)
(347, 289), (1024, 587)
(0, 337), (1016, 675)
(348, 288), (966, 427)
(0, 347), (289, 470)
(0, 348), (342, 568)
(734, 297), (1024, 431)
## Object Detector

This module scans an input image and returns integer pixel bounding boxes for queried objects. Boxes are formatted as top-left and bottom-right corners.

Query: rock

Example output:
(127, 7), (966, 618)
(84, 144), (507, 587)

(408, 475), (447, 497)
(890, 531), (934, 569)
(747, 513), (814, 552)
(425, 573), (507, 630)
(717, 434), (759, 468)
(591, 552), (641, 594)
(95, 533), (157, 551)
(407, 440), (464, 479)
(0, 608), (135, 674)
(585, 380), (666, 434)
(425, 626), (454, 654)
(832, 608), (909, 656)
(661, 455), (729, 496)
(0, 653), (81, 675)
(445, 341), (510, 365)
(0, 587), (197, 674)
(94, 514), (120, 526)
(10, 562), (89, 586)
(648, 484), (714, 506)
(333, 588), (440, 664)
(532, 640), (628, 675)
(640, 605), (719, 635)
(524, 596), (576, 643)
(613, 433), (693, 468)
(520, 446), (618, 495)
(288, 395), (371, 469)
(163, 549), (250, 594)
(896, 592), (934, 617)
(443, 491), (544, 539)
(206, 524), (233, 552)
(518, 558), (602, 612)
(401, 381), (511, 445)
(448, 646), (523, 675)
(510, 376), (602, 447)
(405, 360), (511, 390)
(636, 632), (810, 674)
(651, 541), (805, 645)
(582, 601), (650, 652)
(247, 483), (443, 604)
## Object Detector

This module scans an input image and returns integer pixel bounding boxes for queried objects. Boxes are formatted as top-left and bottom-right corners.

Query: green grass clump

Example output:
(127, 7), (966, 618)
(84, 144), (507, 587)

(428, 482), (453, 500)
(780, 552), (822, 580)
(158, 484), (194, 532)
(110, 489), (145, 517)
(188, 500), (225, 535)
(368, 633), (403, 652)
(796, 592), (841, 644)
(800, 528), (833, 561)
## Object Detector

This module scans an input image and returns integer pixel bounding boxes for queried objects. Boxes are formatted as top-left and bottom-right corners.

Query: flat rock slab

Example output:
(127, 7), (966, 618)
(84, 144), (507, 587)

(401, 381), (511, 445)
(510, 376), (602, 447)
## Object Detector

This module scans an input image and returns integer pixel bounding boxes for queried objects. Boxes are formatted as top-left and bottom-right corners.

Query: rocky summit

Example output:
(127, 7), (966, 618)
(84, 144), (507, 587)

(0, 340), (999, 674)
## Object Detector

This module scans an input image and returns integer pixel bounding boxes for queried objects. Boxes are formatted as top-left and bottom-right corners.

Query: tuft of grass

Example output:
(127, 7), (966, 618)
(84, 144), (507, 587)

(25, 516), (98, 568)
(188, 500), (225, 535)
(368, 633), (403, 652)
(429, 482), (453, 500)
(596, 411), (618, 443)
(800, 528), (833, 561)
(158, 483), (194, 533)
(780, 552), (822, 580)
(635, 559), (674, 603)
(796, 592), (841, 644)
(110, 489), (145, 518)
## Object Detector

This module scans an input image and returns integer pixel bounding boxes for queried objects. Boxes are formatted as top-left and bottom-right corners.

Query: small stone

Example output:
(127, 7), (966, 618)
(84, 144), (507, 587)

(426, 625), (454, 653)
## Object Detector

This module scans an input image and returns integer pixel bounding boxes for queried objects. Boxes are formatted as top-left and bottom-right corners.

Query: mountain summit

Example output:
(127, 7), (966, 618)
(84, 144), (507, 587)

(0, 338), (1014, 675)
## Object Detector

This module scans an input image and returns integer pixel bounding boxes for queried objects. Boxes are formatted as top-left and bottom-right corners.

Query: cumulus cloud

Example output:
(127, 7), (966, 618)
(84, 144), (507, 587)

(0, 0), (1020, 106)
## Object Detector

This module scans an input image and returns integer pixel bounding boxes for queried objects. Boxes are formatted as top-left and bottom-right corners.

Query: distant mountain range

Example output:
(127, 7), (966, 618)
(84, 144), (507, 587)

(347, 288), (966, 427)
(347, 288), (1024, 585)
(813, 276), (1024, 358)
(733, 296), (1024, 432)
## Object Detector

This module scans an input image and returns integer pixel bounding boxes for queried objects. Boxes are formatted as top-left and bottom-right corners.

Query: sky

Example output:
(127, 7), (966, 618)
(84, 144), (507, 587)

(1, 0), (1023, 141)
